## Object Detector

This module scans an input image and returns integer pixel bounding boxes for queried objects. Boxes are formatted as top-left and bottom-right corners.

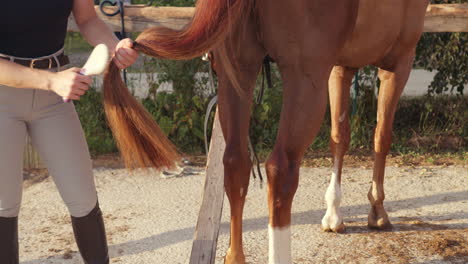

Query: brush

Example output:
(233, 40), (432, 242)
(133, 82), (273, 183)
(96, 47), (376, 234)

(64, 43), (110, 102)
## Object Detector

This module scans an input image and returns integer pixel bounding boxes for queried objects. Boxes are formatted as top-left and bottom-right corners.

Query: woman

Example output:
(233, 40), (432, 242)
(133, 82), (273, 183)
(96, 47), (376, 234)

(0, 0), (138, 263)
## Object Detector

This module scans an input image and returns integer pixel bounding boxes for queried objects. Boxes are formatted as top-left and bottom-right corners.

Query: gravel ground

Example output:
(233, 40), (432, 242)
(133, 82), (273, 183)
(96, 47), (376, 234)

(19, 165), (467, 264)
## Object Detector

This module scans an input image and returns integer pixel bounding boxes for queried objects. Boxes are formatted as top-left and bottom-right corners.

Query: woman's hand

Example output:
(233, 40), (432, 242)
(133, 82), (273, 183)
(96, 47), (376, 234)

(72, 1), (137, 69)
(113, 38), (139, 69)
(48, 67), (92, 100)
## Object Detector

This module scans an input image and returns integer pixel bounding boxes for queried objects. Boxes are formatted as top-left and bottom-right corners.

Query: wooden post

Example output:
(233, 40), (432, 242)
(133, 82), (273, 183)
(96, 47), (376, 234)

(189, 109), (225, 264)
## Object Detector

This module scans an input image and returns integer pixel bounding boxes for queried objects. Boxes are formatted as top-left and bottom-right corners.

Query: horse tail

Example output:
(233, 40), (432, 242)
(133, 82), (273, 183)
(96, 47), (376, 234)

(103, 0), (249, 169)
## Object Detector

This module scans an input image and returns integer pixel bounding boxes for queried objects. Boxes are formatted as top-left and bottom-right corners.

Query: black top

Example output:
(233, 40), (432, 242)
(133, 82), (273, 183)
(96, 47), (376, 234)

(0, 0), (74, 58)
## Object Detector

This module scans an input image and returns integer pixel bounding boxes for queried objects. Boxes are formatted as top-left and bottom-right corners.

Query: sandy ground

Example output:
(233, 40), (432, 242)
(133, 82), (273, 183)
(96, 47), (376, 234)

(18, 164), (467, 264)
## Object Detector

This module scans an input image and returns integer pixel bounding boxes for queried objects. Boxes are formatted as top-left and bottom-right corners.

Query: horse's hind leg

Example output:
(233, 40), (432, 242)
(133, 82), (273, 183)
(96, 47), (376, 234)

(214, 17), (265, 264)
(369, 54), (414, 230)
(219, 72), (257, 264)
(266, 65), (331, 263)
(322, 66), (357, 233)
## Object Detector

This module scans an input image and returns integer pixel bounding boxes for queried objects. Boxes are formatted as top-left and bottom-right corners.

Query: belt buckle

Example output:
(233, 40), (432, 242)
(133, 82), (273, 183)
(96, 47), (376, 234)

(29, 58), (53, 69)
(30, 58), (39, 68)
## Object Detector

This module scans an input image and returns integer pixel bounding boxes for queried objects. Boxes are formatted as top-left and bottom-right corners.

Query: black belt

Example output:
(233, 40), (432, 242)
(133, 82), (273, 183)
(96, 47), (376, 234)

(0, 54), (70, 69)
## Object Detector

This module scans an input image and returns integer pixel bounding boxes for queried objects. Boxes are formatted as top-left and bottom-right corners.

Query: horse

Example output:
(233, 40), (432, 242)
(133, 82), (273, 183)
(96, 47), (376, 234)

(102, 0), (429, 263)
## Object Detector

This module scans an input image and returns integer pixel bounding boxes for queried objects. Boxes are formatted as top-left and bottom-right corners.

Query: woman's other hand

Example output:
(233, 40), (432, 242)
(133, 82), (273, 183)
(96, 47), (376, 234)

(113, 38), (138, 69)
(48, 67), (91, 100)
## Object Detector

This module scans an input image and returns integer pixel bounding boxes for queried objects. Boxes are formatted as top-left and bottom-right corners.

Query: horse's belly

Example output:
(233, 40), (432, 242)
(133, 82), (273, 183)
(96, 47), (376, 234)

(336, 0), (406, 67)
(336, 37), (396, 68)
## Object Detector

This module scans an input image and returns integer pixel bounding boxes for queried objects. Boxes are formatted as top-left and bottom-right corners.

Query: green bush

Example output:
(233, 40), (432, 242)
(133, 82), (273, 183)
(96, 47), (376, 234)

(416, 32), (467, 95)
(393, 96), (466, 152)
(415, 0), (468, 95)
(74, 88), (117, 155)
(75, 58), (465, 157)
(141, 57), (211, 153)
(250, 64), (283, 152)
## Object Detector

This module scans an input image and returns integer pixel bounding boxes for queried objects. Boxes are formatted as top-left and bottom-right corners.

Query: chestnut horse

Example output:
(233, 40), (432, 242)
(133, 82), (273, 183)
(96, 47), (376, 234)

(103, 0), (429, 263)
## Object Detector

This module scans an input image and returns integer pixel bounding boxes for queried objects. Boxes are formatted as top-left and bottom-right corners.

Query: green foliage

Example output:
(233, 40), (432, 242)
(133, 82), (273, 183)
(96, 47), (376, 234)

(75, 60), (465, 156)
(414, 0), (468, 95)
(430, 0), (466, 4)
(65, 33), (93, 53)
(250, 65), (283, 152)
(349, 67), (379, 149)
(416, 32), (467, 95)
(74, 88), (117, 155)
(393, 96), (467, 152)
(339, 65), (466, 153)
(73, 57), (465, 156)
(141, 56), (211, 153)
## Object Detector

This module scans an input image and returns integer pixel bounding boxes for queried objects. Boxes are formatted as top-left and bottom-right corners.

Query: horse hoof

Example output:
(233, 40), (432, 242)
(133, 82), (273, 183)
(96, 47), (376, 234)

(322, 216), (346, 233)
(322, 222), (346, 233)
(368, 213), (393, 230)
(322, 214), (346, 233)
(332, 222), (346, 233)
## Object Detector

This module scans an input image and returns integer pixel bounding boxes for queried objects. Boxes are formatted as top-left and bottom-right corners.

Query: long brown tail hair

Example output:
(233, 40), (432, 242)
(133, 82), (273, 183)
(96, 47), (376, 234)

(103, 0), (250, 169)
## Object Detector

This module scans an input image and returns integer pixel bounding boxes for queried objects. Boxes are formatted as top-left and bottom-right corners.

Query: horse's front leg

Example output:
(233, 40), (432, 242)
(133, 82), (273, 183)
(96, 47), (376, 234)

(267, 65), (330, 264)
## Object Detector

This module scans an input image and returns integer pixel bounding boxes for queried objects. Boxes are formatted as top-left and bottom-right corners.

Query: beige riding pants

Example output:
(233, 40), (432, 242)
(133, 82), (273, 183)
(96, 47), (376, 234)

(0, 84), (97, 218)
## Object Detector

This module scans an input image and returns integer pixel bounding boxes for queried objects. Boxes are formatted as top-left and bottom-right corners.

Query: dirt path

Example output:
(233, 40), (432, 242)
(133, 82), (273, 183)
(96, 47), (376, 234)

(19, 165), (467, 264)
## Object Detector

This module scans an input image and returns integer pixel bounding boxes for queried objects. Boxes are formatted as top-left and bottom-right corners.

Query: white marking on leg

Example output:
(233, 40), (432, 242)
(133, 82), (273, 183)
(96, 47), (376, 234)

(322, 160), (343, 230)
(268, 225), (292, 264)
(240, 187), (244, 197)
(339, 112), (346, 123)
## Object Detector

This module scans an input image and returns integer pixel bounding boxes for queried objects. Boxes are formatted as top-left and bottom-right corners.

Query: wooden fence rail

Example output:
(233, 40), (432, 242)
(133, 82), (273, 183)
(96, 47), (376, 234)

(68, 6), (194, 32)
(425, 4), (468, 32)
(67, 4), (468, 33)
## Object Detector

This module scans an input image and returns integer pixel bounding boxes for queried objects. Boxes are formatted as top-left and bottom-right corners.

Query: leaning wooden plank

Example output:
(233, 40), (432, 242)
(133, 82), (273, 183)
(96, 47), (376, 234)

(425, 4), (468, 32)
(68, 6), (194, 32)
(189, 109), (225, 264)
